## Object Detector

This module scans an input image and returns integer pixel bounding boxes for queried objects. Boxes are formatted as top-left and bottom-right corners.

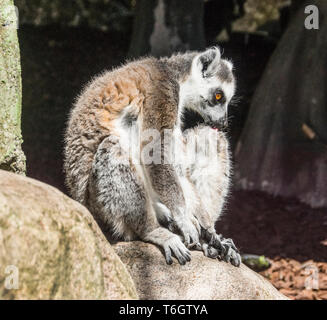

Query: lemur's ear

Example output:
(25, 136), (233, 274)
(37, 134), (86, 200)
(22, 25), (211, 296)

(194, 47), (221, 78)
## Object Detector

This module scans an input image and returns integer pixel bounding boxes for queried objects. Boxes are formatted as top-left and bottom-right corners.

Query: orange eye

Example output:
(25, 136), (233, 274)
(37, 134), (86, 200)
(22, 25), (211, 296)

(216, 93), (222, 101)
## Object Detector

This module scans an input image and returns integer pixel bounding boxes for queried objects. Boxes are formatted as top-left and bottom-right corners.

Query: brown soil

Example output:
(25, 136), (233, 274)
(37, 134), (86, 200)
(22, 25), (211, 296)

(217, 190), (327, 300)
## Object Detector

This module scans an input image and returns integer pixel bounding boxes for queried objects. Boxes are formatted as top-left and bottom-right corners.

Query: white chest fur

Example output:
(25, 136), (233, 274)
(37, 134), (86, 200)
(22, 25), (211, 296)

(179, 126), (231, 222)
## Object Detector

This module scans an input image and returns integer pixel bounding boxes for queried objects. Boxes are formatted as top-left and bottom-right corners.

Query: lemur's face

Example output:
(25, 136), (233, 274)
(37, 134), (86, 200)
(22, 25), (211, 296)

(179, 48), (235, 128)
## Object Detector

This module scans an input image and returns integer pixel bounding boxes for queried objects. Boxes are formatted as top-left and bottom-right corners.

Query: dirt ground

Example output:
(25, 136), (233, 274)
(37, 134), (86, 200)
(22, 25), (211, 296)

(217, 190), (327, 300)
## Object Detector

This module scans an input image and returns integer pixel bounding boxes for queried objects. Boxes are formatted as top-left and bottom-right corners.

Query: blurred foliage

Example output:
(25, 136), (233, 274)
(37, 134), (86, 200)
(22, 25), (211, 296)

(15, 0), (135, 32)
(232, 0), (291, 33)
(242, 254), (271, 272)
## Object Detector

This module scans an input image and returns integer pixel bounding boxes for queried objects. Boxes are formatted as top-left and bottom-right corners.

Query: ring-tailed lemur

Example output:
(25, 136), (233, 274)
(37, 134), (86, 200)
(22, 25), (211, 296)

(64, 47), (241, 266)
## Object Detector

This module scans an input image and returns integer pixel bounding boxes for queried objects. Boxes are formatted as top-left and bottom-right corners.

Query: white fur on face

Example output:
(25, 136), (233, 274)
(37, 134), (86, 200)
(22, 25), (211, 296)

(178, 48), (235, 124)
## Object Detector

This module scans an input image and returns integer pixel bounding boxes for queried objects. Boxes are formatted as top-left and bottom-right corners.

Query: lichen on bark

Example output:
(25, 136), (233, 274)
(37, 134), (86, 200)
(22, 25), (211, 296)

(0, 0), (26, 174)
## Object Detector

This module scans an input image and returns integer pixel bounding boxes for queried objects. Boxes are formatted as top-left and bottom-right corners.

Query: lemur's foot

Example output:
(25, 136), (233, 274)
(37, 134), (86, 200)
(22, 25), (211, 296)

(222, 239), (242, 267)
(163, 235), (191, 265)
(203, 232), (241, 267)
(202, 243), (219, 258)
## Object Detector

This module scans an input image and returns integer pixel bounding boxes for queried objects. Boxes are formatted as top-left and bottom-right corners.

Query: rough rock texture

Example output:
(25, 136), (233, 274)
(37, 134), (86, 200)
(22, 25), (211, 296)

(114, 241), (288, 300)
(0, 170), (138, 300)
(0, 0), (26, 174)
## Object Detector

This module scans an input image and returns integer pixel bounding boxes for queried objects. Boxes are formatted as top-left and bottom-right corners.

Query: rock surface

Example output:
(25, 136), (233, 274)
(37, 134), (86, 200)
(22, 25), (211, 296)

(0, 170), (138, 299)
(114, 241), (288, 300)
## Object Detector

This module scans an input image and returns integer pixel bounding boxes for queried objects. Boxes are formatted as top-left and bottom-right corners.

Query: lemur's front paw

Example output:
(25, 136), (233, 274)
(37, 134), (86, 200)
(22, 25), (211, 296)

(204, 232), (241, 267)
(178, 218), (201, 248)
(163, 235), (191, 265)
(168, 214), (200, 247)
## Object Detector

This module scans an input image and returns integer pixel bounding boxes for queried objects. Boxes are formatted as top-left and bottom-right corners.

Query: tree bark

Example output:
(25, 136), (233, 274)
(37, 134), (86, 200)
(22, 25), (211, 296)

(0, 0), (26, 174)
(128, 0), (205, 58)
(234, 0), (327, 208)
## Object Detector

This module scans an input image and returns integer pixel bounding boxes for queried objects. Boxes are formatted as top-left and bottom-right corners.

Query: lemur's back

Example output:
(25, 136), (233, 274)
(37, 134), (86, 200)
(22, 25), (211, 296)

(64, 57), (169, 204)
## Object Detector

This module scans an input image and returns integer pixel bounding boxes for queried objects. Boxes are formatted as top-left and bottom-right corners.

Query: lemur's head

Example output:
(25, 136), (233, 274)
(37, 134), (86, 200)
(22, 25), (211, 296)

(179, 47), (235, 130)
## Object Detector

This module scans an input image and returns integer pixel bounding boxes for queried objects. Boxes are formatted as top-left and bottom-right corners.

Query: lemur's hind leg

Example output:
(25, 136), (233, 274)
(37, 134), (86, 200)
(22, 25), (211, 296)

(87, 135), (191, 265)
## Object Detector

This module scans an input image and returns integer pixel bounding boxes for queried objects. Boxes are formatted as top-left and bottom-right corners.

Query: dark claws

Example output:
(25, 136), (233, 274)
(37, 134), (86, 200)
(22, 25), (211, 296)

(204, 232), (241, 267)
(165, 253), (173, 265)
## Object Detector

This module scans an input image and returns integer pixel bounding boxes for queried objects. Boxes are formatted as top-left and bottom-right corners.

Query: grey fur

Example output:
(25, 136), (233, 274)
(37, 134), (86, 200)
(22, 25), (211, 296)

(218, 61), (234, 83)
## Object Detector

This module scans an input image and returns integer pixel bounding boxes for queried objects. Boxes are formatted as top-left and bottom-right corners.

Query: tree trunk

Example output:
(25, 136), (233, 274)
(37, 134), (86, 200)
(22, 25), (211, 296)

(0, 0), (25, 174)
(234, 0), (327, 208)
(128, 0), (205, 58)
